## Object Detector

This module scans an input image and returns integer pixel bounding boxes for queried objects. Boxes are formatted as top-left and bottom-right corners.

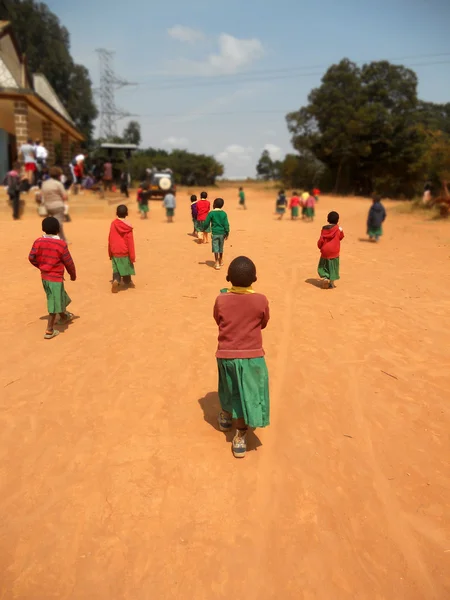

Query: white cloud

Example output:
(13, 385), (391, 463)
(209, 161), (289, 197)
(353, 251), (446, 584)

(167, 25), (204, 43)
(162, 136), (189, 147)
(264, 143), (283, 160)
(216, 144), (254, 165)
(167, 33), (264, 76)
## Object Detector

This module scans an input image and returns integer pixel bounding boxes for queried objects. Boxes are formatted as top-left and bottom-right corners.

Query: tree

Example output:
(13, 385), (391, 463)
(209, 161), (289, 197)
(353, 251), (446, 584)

(256, 149), (274, 180)
(123, 121), (141, 146)
(2, 0), (98, 142)
(286, 58), (450, 197)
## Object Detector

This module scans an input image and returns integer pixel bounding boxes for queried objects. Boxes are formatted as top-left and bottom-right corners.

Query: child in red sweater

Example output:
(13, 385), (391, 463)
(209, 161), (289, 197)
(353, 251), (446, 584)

(289, 191), (301, 220)
(28, 216), (77, 339)
(196, 191), (211, 244)
(108, 205), (136, 293)
(317, 211), (344, 289)
(214, 256), (270, 458)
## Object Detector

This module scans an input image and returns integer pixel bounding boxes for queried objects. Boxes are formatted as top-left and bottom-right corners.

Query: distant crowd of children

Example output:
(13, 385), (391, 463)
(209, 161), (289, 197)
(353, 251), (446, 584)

(27, 187), (386, 459)
(276, 188), (321, 221)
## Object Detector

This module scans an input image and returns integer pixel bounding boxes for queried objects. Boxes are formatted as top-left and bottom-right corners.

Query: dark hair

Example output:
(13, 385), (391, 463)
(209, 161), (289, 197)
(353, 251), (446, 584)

(49, 166), (62, 180)
(116, 204), (128, 218)
(141, 182), (149, 190)
(373, 195), (381, 203)
(200, 191), (208, 199)
(213, 197), (224, 209)
(27, 138), (33, 144)
(13, 161), (21, 171)
(35, 139), (41, 145)
(42, 216), (60, 235)
(227, 256), (257, 288)
(239, 187), (243, 191)
(190, 194), (197, 203)
(279, 189), (285, 195)
(327, 211), (339, 225)
(293, 191), (298, 196)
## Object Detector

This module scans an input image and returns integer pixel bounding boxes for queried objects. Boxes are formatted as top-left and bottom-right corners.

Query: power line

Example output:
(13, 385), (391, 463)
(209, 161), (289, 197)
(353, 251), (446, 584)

(126, 52), (450, 93)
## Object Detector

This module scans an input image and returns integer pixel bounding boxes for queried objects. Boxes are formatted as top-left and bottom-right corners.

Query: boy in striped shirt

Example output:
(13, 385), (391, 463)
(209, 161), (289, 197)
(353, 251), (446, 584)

(28, 216), (77, 339)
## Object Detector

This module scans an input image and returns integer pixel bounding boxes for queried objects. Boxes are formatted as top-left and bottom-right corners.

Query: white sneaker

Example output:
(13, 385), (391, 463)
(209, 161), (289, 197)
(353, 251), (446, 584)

(232, 430), (247, 458)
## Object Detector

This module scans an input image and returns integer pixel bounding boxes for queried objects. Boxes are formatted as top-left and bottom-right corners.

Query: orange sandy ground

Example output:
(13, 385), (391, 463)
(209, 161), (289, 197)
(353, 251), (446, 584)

(0, 185), (449, 600)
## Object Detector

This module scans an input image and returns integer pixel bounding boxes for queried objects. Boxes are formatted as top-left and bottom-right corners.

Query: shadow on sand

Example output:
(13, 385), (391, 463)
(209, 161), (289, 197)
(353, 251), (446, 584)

(198, 391), (262, 452)
(305, 278), (325, 289)
(39, 314), (80, 334)
(198, 260), (216, 269)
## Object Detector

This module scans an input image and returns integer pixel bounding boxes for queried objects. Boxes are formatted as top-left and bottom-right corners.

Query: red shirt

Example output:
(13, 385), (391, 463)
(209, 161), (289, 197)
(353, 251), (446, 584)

(28, 236), (76, 282)
(289, 196), (300, 208)
(213, 292), (270, 359)
(196, 199), (210, 221)
(317, 225), (344, 259)
(108, 218), (136, 262)
(313, 188), (321, 196)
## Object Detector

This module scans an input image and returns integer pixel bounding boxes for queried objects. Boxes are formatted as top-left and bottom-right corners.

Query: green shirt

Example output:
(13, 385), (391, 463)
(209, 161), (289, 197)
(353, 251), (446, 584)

(239, 190), (245, 201)
(204, 209), (230, 236)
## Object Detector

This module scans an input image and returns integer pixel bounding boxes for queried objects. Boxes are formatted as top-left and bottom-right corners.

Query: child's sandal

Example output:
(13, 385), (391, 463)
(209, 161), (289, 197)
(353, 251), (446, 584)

(44, 329), (60, 340)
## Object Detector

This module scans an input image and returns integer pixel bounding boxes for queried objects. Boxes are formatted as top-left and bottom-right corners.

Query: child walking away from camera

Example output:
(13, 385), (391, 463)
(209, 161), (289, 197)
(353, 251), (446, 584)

(305, 192), (316, 221)
(214, 256), (270, 458)
(108, 205), (136, 293)
(313, 187), (321, 202)
(202, 198), (230, 270)
(7, 162), (21, 220)
(367, 195), (386, 242)
(196, 191), (211, 243)
(190, 194), (199, 236)
(238, 187), (246, 210)
(28, 216), (76, 339)
(137, 183), (150, 219)
(276, 190), (288, 219)
(120, 170), (131, 198)
(289, 192), (301, 220)
(317, 211), (344, 289)
(163, 191), (176, 223)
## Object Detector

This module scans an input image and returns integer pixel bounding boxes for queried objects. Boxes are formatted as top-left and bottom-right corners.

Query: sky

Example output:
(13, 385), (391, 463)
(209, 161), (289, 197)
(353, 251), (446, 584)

(46, 0), (450, 178)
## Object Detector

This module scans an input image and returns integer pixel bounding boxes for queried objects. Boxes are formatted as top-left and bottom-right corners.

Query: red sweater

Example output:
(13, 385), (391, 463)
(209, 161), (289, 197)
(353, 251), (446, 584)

(28, 236), (76, 282)
(213, 292), (270, 359)
(317, 225), (344, 259)
(289, 196), (301, 208)
(196, 199), (210, 221)
(108, 218), (136, 262)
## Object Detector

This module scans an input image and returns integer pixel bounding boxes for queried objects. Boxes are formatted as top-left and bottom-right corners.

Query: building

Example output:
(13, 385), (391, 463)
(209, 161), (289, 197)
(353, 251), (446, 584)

(0, 20), (84, 179)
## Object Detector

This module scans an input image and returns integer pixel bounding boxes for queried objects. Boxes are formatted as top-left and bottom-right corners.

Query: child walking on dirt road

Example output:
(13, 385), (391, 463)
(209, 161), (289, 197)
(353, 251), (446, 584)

(28, 216), (77, 339)
(317, 211), (344, 289)
(202, 198), (230, 270)
(196, 191), (211, 244)
(108, 205), (136, 293)
(214, 256), (270, 458)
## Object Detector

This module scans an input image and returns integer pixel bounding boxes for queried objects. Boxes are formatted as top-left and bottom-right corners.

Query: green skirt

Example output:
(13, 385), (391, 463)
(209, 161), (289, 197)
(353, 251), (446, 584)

(166, 208), (175, 217)
(42, 280), (71, 314)
(305, 207), (315, 218)
(276, 207), (286, 214)
(217, 357), (270, 428)
(212, 234), (225, 253)
(291, 206), (299, 217)
(318, 257), (340, 281)
(139, 204), (149, 213)
(199, 220), (211, 233)
(111, 256), (135, 277)
(368, 226), (383, 237)
(302, 206), (307, 215)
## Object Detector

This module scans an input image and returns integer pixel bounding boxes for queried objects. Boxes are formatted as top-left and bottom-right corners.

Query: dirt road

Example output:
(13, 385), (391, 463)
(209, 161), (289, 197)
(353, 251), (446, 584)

(0, 186), (449, 599)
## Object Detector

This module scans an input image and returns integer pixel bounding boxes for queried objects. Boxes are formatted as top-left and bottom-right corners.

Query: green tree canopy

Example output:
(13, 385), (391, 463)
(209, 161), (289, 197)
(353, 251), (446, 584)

(256, 149), (275, 180)
(123, 121), (142, 146)
(286, 58), (450, 197)
(2, 0), (98, 142)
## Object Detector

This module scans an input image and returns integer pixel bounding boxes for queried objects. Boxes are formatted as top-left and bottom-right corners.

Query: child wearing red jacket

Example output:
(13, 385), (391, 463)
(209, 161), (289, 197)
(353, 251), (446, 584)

(28, 216), (77, 339)
(196, 191), (211, 244)
(317, 211), (344, 289)
(108, 204), (136, 293)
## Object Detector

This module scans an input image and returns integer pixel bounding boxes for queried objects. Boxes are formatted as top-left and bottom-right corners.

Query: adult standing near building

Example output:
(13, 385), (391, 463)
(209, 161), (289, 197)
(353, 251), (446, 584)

(103, 159), (113, 193)
(19, 138), (37, 185)
(35, 140), (48, 184)
(41, 166), (69, 241)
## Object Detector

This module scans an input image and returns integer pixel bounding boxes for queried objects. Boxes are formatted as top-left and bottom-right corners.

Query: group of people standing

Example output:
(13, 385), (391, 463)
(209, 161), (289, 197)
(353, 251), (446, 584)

(276, 189), (321, 221)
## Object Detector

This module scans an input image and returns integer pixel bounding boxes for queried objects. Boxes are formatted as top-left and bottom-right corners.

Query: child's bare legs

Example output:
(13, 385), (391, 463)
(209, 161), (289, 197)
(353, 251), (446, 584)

(204, 232), (209, 244)
(219, 252), (224, 267)
(123, 275), (135, 288)
(45, 312), (69, 338)
(214, 252), (220, 269)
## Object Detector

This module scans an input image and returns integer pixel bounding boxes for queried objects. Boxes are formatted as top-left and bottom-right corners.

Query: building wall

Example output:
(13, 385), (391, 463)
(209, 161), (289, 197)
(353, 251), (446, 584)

(0, 127), (9, 180)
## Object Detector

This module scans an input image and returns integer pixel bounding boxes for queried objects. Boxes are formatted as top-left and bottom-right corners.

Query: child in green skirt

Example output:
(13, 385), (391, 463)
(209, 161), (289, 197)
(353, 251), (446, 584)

(367, 195), (386, 242)
(137, 184), (150, 219)
(202, 198), (230, 270)
(213, 256), (270, 458)
(317, 211), (344, 289)
(108, 205), (136, 293)
(28, 216), (77, 339)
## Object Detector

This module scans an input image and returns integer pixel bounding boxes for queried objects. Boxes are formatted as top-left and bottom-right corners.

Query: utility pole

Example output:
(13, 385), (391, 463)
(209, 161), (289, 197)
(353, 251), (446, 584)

(96, 49), (135, 140)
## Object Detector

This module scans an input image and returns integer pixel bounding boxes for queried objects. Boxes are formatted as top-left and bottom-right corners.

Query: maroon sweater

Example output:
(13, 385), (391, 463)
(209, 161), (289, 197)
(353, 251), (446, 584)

(213, 292), (270, 359)
(29, 236), (76, 282)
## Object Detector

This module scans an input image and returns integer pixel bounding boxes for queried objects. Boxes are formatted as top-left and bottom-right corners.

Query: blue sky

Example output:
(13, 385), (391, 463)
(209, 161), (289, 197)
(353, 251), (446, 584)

(47, 0), (450, 178)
